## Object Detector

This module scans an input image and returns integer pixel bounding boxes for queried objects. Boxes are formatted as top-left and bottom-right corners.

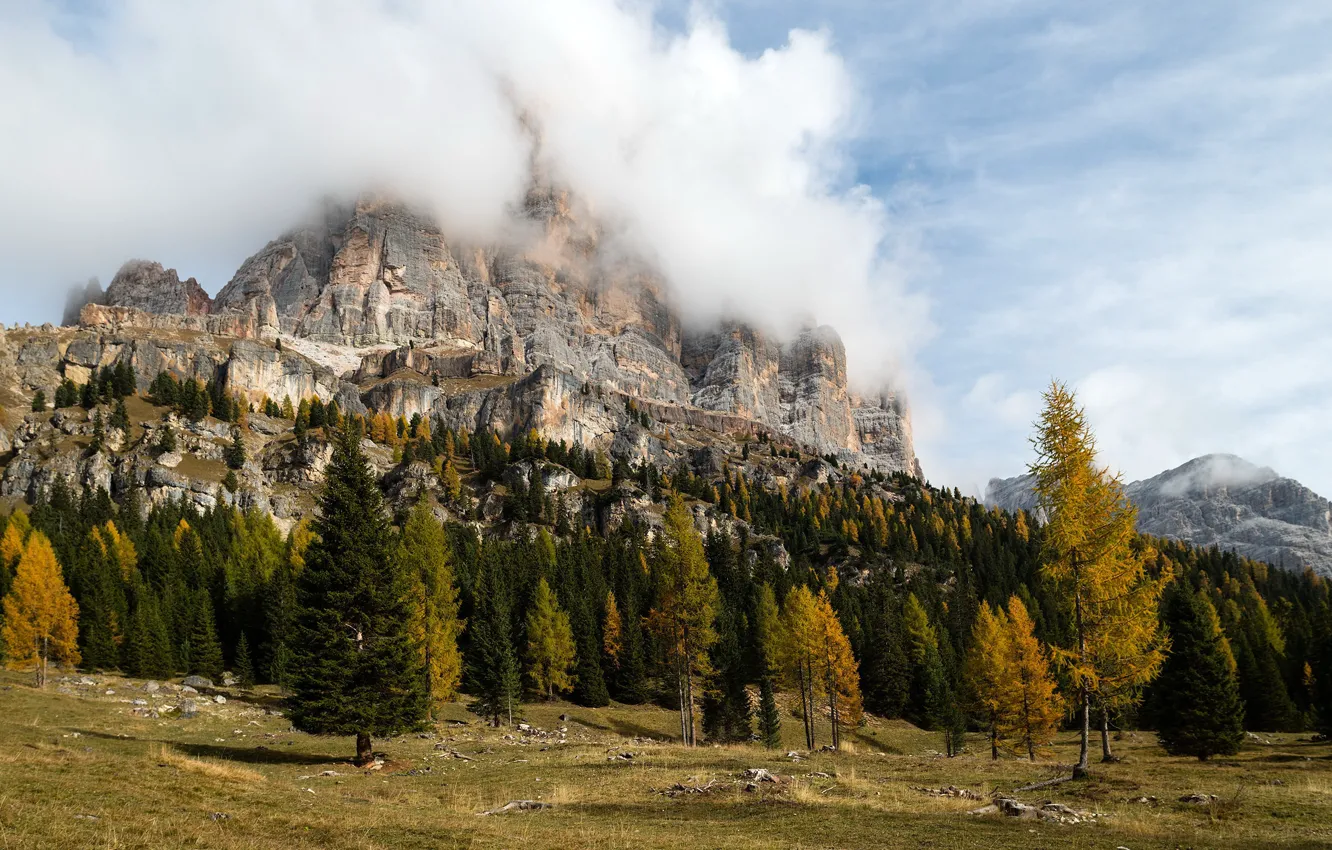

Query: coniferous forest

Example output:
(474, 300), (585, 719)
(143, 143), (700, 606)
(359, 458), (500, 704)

(3, 379), (1332, 765)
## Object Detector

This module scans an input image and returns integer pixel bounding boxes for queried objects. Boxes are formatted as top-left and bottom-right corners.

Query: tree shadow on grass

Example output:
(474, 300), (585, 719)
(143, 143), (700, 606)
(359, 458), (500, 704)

(66, 728), (344, 766)
(605, 716), (673, 742)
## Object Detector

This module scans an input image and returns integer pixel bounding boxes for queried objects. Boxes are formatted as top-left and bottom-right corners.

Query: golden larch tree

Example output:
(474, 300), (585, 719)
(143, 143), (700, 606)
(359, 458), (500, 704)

(812, 590), (862, 749)
(399, 501), (464, 714)
(1, 531), (80, 687)
(1029, 381), (1167, 776)
(778, 584), (824, 749)
(526, 577), (576, 699)
(645, 495), (719, 746)
(602, 591), (623, 668)
(998, 596), (1063, 761)
(965, 601), (1011, 759)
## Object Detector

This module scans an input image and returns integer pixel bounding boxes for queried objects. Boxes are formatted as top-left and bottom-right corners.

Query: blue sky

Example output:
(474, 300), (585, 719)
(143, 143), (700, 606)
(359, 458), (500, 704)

(3, 1), (1330, 496)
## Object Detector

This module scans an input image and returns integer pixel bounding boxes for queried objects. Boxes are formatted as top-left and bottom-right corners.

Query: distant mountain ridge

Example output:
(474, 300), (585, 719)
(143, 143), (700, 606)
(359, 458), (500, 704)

(984, 454), (1332, 576)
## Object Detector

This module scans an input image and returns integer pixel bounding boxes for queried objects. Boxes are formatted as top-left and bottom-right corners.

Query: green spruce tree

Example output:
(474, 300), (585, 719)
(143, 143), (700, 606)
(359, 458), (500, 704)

(1154, 586), (1245, 760)
(288, 425), (428, 764)
(188, 591), (225, 681)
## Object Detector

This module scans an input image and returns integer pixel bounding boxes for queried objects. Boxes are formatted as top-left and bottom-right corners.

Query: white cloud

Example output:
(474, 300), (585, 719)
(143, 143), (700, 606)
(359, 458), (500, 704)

(0, 0), (927, 394)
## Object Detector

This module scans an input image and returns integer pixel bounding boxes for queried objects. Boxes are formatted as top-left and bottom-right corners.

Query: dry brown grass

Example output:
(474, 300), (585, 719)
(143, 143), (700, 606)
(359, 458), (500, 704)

(149, 744), (267, 784)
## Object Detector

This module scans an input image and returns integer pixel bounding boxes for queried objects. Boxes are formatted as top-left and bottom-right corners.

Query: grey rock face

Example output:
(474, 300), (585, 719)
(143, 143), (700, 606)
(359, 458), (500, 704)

(106, 261), (212, 316)
(984, 454), (1332, 575)
(61, 192), (917, 475)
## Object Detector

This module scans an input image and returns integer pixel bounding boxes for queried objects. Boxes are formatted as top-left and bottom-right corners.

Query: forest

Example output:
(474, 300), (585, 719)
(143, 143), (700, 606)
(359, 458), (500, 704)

(3, 378), (1331, 768)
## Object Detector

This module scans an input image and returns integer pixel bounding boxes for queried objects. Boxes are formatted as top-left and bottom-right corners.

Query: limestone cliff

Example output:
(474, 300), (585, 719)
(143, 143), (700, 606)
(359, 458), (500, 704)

(55, 192), (917, 476)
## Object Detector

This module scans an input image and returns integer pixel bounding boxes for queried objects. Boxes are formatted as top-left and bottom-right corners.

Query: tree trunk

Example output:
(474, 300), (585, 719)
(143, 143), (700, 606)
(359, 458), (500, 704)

(990, 715), (998, 760)
(38, 636), (49, 688)
(1100, 708), (1114, 762)
(355, 732), (372, 766)
(1072, 561), (1090, 778)
(1072, 685), (1090, 777)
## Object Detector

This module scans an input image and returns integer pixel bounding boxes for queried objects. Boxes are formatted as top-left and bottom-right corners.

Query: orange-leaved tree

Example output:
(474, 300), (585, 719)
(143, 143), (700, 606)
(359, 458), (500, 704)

(998, 596), (1063, 761)
(1029, 381), (1167, 776)
(812, 589), (862, 750)
(1, 530), (80, 687)
(778, 584), (823, 750)
(965, 601), (1011, 759)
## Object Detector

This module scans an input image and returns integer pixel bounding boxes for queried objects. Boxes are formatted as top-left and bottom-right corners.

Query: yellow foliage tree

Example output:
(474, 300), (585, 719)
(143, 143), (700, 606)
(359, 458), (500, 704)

(1030, 381), (1167, 776)
(964, 601), (1011, 760)
(90, 521), (137, 581)
(997, 596), (1063, 761)
(1, 531), (80, 686)
(602, 591), (623, 669)
(526, 577), (576, 699)
(645, 495), (719, 746)
(812, 590), (862, 749)
(778, 584), (824, 749)
(400, 501), (464, 713)
(1, 512), (30, 572)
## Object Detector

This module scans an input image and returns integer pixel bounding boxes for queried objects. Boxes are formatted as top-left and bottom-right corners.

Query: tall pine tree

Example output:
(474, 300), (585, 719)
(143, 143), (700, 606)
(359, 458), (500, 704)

(1153, 585), (1244, 760)
(289, 426), (427, 764)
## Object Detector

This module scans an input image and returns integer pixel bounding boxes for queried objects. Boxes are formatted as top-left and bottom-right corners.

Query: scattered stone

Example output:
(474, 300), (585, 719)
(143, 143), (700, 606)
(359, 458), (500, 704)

(213, 695), (227, 705)
(182, 675), (213, 690)
(222, 676), (238, 687)
(969, 797), (1101, 825)
(181, 686), (198, 695)
(144, 681), (160, 693)
(209, 812), (230, 821)
(479, 800), (551, 816)
(104, 689), (115, 696)
(914, 785), (983, 801)
(1179, 793), (1218, 805)
(741, 768), (777, 783)
(1128, 796), (1159, 805)
(132, 699), (148, 706)
(73, 814), (101, 821)
(180, 699), (199, 718)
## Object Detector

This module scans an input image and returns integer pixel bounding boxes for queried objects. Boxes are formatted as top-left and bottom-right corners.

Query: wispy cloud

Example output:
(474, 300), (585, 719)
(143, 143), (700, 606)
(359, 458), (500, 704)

(710, 1), (1332, 494)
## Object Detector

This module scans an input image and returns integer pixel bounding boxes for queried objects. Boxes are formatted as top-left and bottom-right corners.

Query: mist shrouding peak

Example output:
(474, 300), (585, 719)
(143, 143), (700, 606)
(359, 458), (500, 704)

(0, 1), (928, 395)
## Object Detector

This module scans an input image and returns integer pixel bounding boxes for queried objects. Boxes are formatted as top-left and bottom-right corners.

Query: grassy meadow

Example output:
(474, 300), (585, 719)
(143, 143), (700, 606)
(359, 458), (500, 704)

(1, 670), (1330, 849)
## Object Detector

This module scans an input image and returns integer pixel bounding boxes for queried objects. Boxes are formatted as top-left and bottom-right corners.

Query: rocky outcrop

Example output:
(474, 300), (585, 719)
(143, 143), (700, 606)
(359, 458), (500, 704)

(55, 190), (918, 476)
(985, 454), (1332, 576)
(106, 261), (212, 316)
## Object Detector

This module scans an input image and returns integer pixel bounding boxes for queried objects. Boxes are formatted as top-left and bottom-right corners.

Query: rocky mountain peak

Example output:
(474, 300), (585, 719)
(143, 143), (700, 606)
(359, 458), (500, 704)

(54, 191), (919, 477)
(106, 260), (213, 317)
(986, 455), (1332, 576)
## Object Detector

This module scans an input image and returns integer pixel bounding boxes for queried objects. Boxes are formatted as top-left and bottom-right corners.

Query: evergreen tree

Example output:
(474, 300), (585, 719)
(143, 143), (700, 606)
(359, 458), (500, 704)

(31, 390), (46, 412)
(570, 602), (611, 707)
(0, 531), (79, 687)
(225, 428), (247, 470)
(1154, 585), (1245, 760)
(235, 632), (256, 688)
(468, 563), (522, 726)
(156, 426), (177, 455)
(110, 399), (130, 432)
(758, 675), (782, 748)
(289, 426), (427, 763)
(188, 591), (224, 681)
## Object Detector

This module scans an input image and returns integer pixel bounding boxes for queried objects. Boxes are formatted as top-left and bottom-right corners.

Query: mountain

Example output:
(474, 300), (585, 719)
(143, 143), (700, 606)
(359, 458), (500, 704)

(984, 454), (1332, 575)
(0, 184), (918, 527)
